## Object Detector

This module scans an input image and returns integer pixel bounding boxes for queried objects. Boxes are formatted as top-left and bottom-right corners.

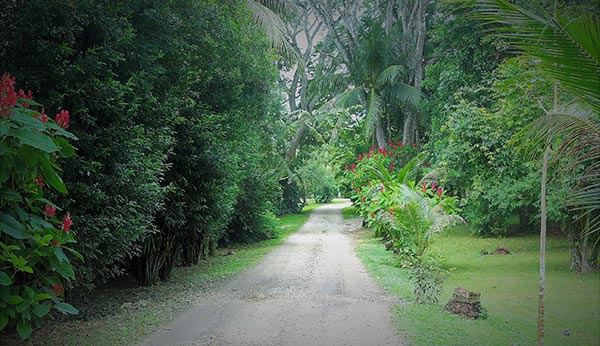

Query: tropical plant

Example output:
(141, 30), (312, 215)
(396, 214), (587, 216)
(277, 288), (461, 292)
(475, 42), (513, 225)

(0, 74), (80, 339)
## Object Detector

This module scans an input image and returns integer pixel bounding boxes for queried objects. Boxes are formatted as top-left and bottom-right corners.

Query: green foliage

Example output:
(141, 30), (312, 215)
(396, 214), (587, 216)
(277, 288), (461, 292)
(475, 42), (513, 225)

(277, 178), (304, 215)
(0, 0), (175, 288)
(296, 150), (339, 204)
(1, 0), (283, 289)
(0, 75), (79, 339)
(429, 57), (568, 236)
(345, 146), (462, 304)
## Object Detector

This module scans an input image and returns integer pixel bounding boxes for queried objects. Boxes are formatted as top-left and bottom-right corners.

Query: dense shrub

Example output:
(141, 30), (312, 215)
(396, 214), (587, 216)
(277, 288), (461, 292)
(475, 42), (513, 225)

(1, 0), (283, 289)
(277, 178), (304, 215)
(0, 1), (175, 288)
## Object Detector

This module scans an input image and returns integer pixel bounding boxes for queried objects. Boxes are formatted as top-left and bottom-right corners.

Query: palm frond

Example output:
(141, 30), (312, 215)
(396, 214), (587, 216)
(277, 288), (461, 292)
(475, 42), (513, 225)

(470, 0), (600, 113)
(364, 88), (382, 140)
(382, 82), (422, 108)
(318, 87), (364, 110)
(376, 65), (406, 86)
(246, 0), (302, 64)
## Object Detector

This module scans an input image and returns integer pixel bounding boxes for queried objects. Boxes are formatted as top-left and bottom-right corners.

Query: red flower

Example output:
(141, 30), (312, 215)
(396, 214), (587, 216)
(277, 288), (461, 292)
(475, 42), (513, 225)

(396, 141), (402, 147)
(361, 196), (366, 203)
(370, 211), (375, 219)
(437, 187), (443, 197)
(17, 89), (33, 108)
(379, 186), (385, 192)
(422, 183), (428, 192)
(40, 107), (48, 123)
(412, 143), (417, 148)
(389, 208), (394, 216)
(51, 240), (61, 247)
(55, 109), (70, 129)
(44, 205), (56, 218)
(389, 161), (395, 172)
(0, 73), (17, 117)
(431, 181), (436, 190)
(368, 181), (372, 187)
(351, 163), (356, 173)
(357, 188), (361, 194)
(382, 148), (387, 156)
(52, 282), (63, 296)
(35, 176), (44, 189)
(358, 154), (363, 162)
(387, 139), (393, 146)
(370, 146), (375, 152)
(367, 152), (372, 159)
(61, 212), (73, 233)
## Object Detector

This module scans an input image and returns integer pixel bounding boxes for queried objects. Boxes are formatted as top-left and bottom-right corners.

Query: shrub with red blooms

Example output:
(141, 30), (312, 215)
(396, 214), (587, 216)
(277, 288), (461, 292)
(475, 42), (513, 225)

(0, 73), (80, 340)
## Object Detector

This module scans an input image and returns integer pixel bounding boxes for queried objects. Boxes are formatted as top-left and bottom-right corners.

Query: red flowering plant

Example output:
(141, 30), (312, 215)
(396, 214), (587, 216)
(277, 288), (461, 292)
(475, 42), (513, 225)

(0, 73), (80, 339)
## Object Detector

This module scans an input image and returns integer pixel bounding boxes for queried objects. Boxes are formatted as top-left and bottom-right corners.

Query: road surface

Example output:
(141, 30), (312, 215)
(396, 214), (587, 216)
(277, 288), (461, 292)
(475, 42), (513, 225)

(142, 201), (403, 346)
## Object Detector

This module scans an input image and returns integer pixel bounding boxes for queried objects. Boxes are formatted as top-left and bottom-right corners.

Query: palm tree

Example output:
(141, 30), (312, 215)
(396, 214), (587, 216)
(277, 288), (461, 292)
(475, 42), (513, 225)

(469, 1), (599, 344)
(323, 18), (421, 147)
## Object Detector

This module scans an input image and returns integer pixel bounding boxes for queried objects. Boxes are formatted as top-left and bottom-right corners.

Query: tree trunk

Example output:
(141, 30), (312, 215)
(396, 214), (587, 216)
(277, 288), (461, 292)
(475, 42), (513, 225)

(537, 145), (549, 346)
(287, 120), (307, 160)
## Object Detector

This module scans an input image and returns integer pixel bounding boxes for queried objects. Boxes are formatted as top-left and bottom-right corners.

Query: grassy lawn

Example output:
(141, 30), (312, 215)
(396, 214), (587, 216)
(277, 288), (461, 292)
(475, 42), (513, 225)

(355, 225), (600, 346)
(2, 205), (317, 346)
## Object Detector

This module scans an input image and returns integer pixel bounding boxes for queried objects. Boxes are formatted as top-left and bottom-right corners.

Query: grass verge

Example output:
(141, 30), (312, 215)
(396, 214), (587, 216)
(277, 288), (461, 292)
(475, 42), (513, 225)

(355, 226), (600, 346)
(341, 205), (359, 219)
(1, 205), (317, 346)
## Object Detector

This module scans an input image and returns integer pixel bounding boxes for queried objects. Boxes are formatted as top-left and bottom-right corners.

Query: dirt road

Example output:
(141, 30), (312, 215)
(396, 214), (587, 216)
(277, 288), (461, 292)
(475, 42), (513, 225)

(142, 201), (403, 346)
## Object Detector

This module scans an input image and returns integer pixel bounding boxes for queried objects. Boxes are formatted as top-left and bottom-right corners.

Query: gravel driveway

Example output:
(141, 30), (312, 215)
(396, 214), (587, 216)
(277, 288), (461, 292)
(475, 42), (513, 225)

(142, 201), (404, 346)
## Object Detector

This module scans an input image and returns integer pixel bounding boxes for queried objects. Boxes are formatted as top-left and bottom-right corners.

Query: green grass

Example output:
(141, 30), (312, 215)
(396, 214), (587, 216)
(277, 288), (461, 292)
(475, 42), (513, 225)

(341, 205), (359, 219)
(355, 226), (600, 346)
(3, 206), (316, 346)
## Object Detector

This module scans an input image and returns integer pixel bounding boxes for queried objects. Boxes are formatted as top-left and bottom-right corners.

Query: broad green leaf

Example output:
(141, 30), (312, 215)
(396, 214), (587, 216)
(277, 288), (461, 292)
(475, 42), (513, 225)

(45, 122), (78, 140)
(54, 137), (76, 158)
(16, 300), (30, 313)
(31, 302), (50, 318)
(23, 286), (34, 300)
(33, 293), (51, 303)
(0, 122), (8, 137)
(54, 247), (69, 263)
(16, 319), (32, 340)
(10, 113), (46, 131)
(55, 261), (74, 279)
(10, 128), (58, 153)
(8, 295), (24, 305)
(20, 266), (33, 274)
(40, 159), (67, 194)
(0, 272), (11, 286)
(0, 213), (27, 239)
(54, 301), (78, 315)
(0, 315), (7, 331)
(63, 246), (84, 261)
(0, 189), (23, 203)
(5, 308), (14, 318)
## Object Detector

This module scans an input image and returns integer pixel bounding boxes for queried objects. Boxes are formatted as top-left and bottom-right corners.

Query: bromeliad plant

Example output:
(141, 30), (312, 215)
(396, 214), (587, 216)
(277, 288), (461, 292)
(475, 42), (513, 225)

(0, 73), (81, 339)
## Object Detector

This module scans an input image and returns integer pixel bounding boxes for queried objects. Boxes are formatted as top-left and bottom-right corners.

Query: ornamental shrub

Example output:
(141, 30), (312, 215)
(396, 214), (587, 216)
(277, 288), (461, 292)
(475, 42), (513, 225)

(0, 74), (80, 339)
(344, 146), (463, 304)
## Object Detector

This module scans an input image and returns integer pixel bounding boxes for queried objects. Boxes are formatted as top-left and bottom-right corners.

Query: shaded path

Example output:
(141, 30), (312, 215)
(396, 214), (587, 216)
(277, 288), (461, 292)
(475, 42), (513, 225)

(142, 201), (403, 346)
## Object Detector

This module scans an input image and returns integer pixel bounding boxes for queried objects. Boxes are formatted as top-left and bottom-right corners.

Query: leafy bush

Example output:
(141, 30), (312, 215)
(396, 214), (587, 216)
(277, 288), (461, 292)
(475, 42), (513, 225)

(277, 178), (304, 215)
(345, 147), (463, 304)
(0, 74), (80, 339)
